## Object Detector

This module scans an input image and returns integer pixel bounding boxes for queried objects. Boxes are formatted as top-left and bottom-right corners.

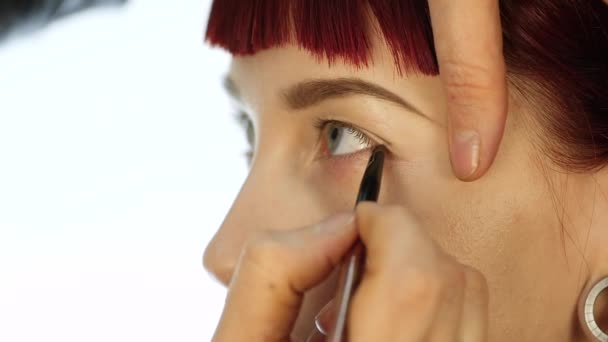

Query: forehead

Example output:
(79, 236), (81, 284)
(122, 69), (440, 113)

(227, 40), (375, 110)
(228, 27), (408, 98)
(228, 43), (447, 125)
(229, 39), (393, 93)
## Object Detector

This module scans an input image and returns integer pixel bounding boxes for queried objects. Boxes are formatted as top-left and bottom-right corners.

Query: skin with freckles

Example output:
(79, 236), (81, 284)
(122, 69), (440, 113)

(203, 28), (608, 341)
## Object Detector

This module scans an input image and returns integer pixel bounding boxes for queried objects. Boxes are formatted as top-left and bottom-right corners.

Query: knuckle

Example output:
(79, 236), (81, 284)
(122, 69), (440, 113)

(237, 232), (293, 290)
(392, 267), (443, 308)
(243, 231), (289, 266)
(440, 261), (467, 303)
(382, 204), (409, 222)
(442, 60), (494, 89)
(464, 266), (490, 300)
(355, 202), (386, 234)
(441, 60), (498, 109)
(354, 201), (379, 220)
(356, 204), (419, 249)
(370, 207), (400, 232)
(392, 258), (468, 309)
(360, 203), (410, 231)
(445, 260), (467, 288)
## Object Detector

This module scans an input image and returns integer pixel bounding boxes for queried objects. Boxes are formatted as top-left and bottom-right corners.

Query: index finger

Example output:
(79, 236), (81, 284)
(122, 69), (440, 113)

(428, 0), (508, 181)
(211, 213), (357, 342)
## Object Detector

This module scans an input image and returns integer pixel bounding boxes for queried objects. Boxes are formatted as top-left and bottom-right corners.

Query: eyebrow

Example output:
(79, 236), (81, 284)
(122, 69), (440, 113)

(223, 76), (425, 117)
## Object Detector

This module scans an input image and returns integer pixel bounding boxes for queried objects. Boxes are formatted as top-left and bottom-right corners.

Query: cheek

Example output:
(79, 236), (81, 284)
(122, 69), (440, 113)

(307, 152), (378, 210)
(310, 150), (428, 209)
(379, 155), (528, 269)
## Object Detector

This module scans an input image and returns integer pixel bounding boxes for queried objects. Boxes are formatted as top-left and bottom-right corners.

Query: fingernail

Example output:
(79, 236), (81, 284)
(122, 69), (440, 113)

(451, 130), (480, 180)
(314, 300), (335, 336)
(314, 316), (327, 336)
(314, 305), (332, 335)
(316, 212), (354, 235)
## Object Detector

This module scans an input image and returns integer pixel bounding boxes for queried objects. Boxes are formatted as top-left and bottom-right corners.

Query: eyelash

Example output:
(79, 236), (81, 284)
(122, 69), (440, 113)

(313, 118), (376, 157)
(235, 111), (255, 161)
(234, 111), (377, 161)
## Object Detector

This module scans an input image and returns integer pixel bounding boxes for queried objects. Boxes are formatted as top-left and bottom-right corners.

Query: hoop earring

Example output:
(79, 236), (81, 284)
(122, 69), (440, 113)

(584, 277), (608, 342)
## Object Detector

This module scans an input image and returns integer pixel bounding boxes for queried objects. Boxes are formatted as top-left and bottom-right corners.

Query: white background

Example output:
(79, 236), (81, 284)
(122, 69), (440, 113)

(0, 1), (244, 341)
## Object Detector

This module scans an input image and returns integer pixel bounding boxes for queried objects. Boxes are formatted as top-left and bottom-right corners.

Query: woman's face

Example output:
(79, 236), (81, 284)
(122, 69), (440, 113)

(203, 32), (599, 340)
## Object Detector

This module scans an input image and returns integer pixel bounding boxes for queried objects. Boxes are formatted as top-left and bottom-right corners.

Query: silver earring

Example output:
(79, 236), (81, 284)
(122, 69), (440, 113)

(585, 277), (608, 342)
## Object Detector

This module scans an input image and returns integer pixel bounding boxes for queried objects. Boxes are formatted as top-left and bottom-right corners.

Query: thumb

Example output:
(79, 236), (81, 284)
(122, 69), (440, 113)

(212, 212), (357, 342)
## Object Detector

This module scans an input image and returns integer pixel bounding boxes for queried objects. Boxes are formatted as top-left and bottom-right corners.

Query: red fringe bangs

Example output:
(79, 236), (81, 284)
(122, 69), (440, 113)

(205, 0), (439, 75)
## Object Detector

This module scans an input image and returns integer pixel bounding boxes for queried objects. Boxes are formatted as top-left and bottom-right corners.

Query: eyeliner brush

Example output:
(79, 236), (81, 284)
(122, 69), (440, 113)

(327, 145), (386, 342)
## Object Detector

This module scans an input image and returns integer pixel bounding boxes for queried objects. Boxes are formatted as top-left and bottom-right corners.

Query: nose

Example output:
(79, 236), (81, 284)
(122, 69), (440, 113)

(202, 162), (329, 289)
(202, 166), (282, 288)
(203, 232), (237, 287)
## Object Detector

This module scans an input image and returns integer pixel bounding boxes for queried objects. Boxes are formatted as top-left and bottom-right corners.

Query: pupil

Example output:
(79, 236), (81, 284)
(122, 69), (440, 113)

(330, 127), (339, 141)
(327, 125), (343, 153)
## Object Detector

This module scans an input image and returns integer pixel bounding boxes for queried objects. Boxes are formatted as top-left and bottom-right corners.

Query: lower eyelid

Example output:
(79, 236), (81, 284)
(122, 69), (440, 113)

(319, 148), (377, 178)
(315, 145), (376, 162)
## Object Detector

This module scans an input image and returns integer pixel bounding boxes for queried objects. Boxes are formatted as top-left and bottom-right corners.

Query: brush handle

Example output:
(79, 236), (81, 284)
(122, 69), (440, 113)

(327, 146), (385, 341)
(327, 241), (366, 342)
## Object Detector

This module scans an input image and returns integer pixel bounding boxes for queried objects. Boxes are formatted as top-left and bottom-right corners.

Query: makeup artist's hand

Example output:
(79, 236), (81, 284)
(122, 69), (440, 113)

(211, 203), (489, 342)
(428, 0), (508, 181)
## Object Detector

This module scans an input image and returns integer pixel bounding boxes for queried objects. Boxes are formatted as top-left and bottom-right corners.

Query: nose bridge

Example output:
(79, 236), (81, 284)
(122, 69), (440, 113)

(203, 163), (314, 287)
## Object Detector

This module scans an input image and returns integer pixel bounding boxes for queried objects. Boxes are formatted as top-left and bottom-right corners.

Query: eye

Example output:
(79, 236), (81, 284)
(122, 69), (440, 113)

(319, 120), (375, 157)
(234, 113), (377, 164)
(235, 111), (255, 162)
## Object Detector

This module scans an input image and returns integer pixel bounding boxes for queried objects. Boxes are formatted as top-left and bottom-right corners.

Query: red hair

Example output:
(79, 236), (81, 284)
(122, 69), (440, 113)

(205, 0), (437, 75)
(205, 0), (608, 171)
